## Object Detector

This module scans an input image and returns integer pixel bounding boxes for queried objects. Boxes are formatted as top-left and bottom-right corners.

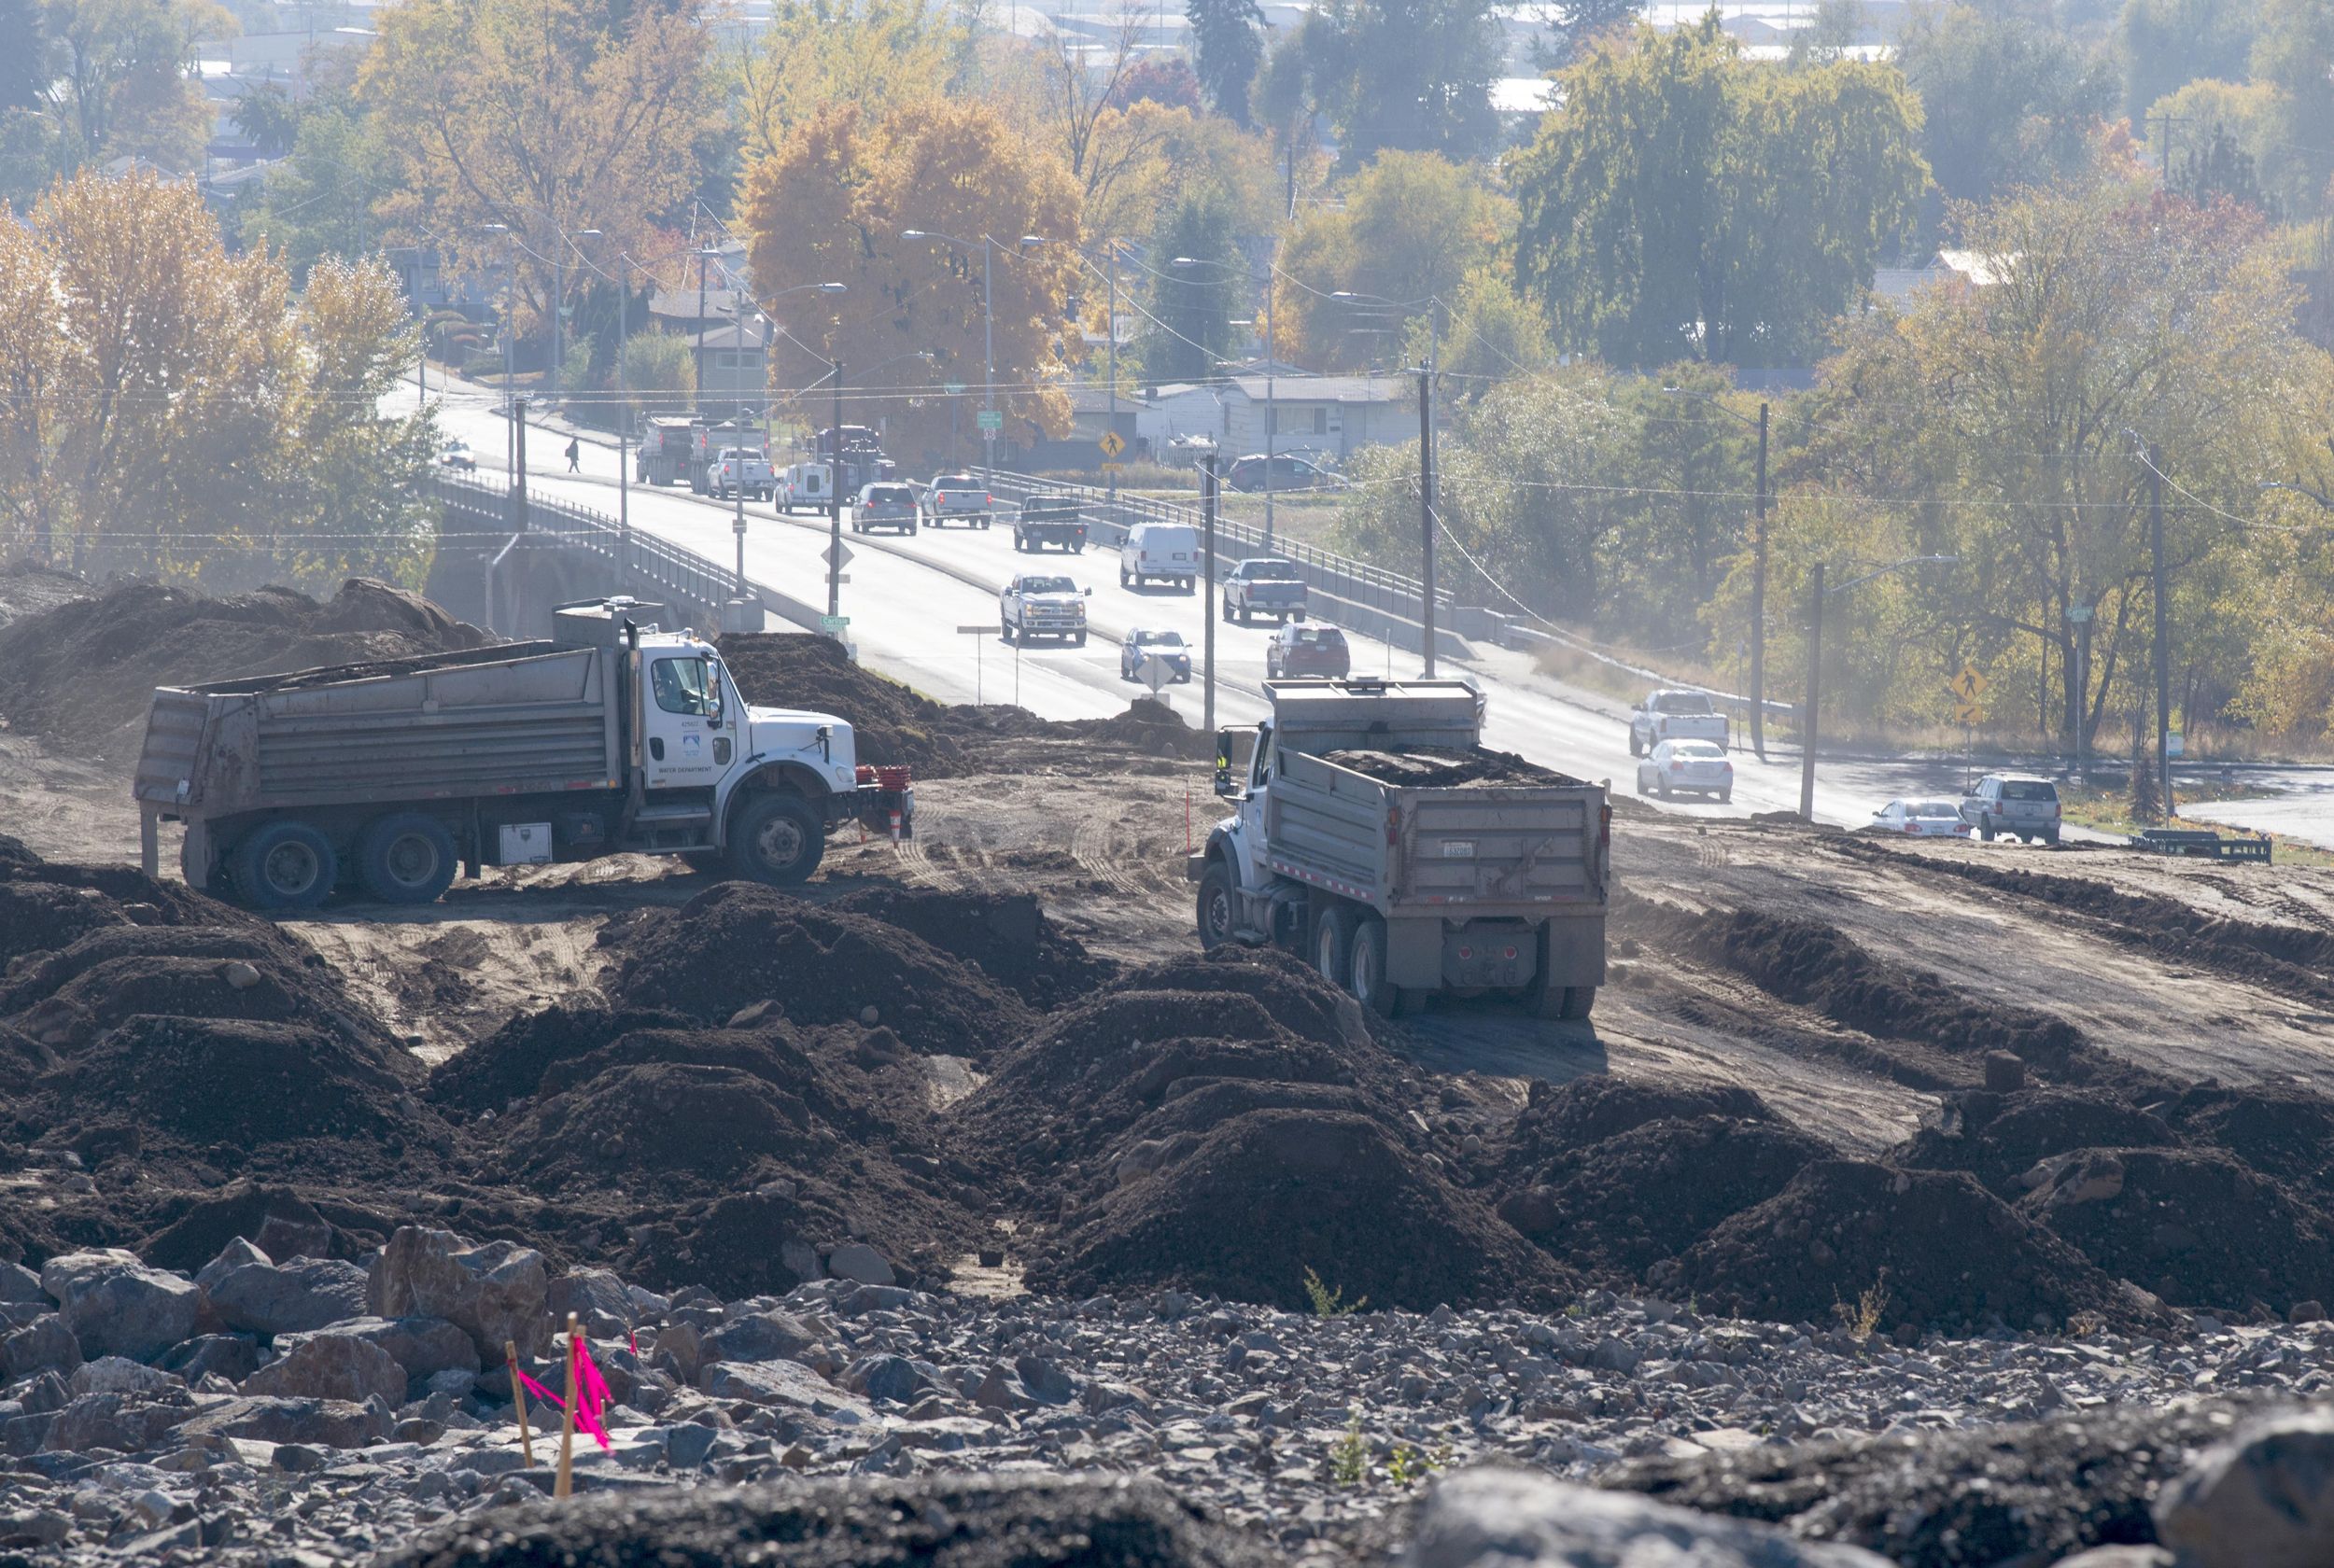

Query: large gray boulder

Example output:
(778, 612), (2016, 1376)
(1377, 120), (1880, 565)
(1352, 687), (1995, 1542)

(206, 1256), (369, 1338)
(366, 1227), (549, 1362)
(39, 1391), (198, 1453)
(0, 1261), (42, 1304)
(546, 1269), (635, 1337)
(242, 1331), (408, 1407)
(2157, 1411), (2334, 1568)
(276, 1315), (478, 1382)
(2, 1315), (81, 1381)
(39, 1250), (198, 1363)
(700, 1310), (813, 1366)
(175, 1394), (388, 1449)
(1405, 1467), (1891, 1568)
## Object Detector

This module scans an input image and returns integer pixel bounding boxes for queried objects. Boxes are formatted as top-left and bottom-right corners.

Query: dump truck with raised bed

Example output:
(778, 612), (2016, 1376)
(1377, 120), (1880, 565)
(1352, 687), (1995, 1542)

(134, 598), (912, 911)
(1190, 679), (1609, 1020)
(636, 415), (698, 486)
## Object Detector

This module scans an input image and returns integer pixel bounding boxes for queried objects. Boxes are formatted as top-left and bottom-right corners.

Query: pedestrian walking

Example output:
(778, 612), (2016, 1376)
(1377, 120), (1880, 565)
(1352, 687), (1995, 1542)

(565, 438), (581, 473)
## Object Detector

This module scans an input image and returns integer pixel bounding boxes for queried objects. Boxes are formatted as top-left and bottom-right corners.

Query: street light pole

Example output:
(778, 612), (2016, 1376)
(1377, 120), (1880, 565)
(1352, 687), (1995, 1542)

(1798, 563), (1823, 822)
(2150, 442), (2172, 819)
(1417, 360), (1437, 679)
(1202, 448), (1218, 735)
(1751, 400), (1769, 761)
(829, 358), (845, 619)
(983, 237), (995, 473)
(1106, 242), (1118, 505)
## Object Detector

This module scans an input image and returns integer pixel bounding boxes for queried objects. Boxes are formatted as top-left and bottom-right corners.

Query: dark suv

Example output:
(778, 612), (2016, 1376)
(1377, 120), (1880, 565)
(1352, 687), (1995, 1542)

(1266, 623), (1350, 679)
(1225, 454), (1341, 493)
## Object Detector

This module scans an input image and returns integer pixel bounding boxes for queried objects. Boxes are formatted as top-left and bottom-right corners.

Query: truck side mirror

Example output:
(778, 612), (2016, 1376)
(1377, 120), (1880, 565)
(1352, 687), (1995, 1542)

(1214, 729), (1239, 798)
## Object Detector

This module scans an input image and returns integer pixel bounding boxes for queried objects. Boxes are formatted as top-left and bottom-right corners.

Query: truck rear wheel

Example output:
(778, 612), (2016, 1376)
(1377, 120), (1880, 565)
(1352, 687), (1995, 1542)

(356, 813), (457, 904)
(1196, 861), (1235, 949)
(1312, 905), (1353, 986)
(1349, 917), (1414, 1017)
(1560, 986), (1596, 1020)
(231, 819), (337, 911)
(729, 793), (825, 885)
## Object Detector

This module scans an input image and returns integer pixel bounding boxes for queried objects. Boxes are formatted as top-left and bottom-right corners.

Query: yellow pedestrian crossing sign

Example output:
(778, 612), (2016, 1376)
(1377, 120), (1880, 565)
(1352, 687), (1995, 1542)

(1098, 429), (1127, 460)
(1947, 665), (1987, 704)
(1952, 700), (1984, 726)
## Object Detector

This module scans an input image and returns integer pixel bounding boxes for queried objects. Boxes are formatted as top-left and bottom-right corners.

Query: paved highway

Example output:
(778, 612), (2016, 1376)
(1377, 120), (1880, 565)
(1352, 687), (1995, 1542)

(422, 387), (2134, 840)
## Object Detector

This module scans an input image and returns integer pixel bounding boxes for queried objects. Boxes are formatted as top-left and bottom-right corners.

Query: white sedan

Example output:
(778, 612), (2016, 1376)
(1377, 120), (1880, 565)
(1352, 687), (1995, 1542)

(1873, 798), (1973, 837)
(1637, 739), (1734, 803)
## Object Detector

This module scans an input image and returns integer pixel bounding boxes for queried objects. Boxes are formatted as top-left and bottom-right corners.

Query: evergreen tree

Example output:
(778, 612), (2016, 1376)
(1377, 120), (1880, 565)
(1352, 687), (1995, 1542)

(1187, 0), (1264, 129)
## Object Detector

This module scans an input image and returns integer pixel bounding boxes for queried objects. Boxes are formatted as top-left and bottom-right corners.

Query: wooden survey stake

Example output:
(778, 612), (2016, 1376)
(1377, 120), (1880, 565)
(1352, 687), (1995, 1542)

(553, 1312), (579, 1498)
(504, 1339), (534, 1469)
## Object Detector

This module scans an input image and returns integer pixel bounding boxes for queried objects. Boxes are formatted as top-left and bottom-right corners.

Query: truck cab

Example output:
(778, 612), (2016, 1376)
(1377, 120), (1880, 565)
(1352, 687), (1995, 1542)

(1628, 690), (1729, 756)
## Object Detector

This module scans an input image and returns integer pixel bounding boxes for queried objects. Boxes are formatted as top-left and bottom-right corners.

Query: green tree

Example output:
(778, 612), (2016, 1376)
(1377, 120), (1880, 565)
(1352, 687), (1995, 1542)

(1400, 264), (1554, 399)
(236, 91), (396, 280)
(2117, 0), (2257, 128)
(1298, 0), (1503, 164)
(1280, 149), (1511, 369)
(1511, 17), (1927, 369)
(1540, 0), (1639, 67)
(622, 329), (696, 398)
(1895, 4), (2111, 222)
(2251, 0), (2334, 219)
(232, 83), (300, 157)
(1137, 190), (1244, 384)
(1186, 0), (1262, 127)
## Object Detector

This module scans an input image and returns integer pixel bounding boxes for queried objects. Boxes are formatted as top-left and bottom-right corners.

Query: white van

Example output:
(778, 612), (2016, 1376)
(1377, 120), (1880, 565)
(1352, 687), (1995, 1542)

(779, 463), (832, 514)
(1119, 523), (1200, 592)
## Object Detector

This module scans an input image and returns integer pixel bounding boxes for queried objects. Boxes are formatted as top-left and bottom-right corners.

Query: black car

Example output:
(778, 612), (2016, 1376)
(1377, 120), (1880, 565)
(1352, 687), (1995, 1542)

(1120, 628), (1192, 683)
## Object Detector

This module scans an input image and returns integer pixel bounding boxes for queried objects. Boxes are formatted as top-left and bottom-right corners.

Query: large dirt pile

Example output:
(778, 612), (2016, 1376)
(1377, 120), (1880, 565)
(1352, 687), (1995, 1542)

(1677, 1159), (2163, 1334)
(0, 577), (487, 768)
(720, 632), (1214, 778)
(422, 1001), (701, 1114)
(826, 886), (1116, 1009)
(964, 947), (1569, 1310)
(0, 563), (91, 630)
(1891, 1086), (2181, 1196)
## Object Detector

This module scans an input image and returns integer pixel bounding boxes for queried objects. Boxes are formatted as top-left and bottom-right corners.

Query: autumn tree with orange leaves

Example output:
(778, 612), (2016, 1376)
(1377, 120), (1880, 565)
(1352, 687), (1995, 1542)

(0, 169), (434, 587)
(741, 98), (1081, 466)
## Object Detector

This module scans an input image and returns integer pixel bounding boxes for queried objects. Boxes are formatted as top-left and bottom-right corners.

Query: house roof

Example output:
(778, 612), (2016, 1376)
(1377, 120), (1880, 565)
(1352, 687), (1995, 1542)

(650, 287), (752, 326)
(1933, 249), (2012, 287)
(1224, 374), (1406, 405)
(689, 322), (770, 352)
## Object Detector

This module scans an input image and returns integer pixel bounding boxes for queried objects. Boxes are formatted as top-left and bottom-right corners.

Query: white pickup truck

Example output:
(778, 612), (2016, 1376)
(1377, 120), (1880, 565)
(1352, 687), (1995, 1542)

(1000, 572), (1090, 646)
(1628, 690), (1730, 757)
(711, 448), (774, 502)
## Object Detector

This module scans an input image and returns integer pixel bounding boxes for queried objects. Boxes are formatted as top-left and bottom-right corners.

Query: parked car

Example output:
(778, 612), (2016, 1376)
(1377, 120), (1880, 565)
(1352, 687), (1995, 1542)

(853, 482), (921, 535)
(1873, 798), (1972, 837)
(1628, 690), (1730, 756)
(1961, 775), (2061, 845)
(438, 440), (477, 471)
(1225, 454), (1343, 493)
(1265, 623), (1351, 679)
(1120, 628), (1192, 683)
(1636, 738), (1733, 803)
(1000, 573), (1090, 645)
(1119, 523), (1199, 591)
(925, 473), (992, 528)
(1222, 558), (1307, 624)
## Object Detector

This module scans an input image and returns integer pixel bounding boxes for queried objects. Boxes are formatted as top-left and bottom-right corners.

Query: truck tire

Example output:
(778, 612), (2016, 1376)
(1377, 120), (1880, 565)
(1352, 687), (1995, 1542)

(728, 793), (825, 886)
(1072, 631), (1087, 648)
(1196, 861), (1236, 950)
(230, 819), (338, 911)
(2042, 825), (2060, 847)
(1977, 819), (1995, 843)
(1001, 618), (1016, 644)
(356, 812), (457, 904)
(1628, 731), (1641, 758)
(1348, 917), (1403, 1018)
(1312, 904), (1353, 987)
(1560, 986), (1596, 1020)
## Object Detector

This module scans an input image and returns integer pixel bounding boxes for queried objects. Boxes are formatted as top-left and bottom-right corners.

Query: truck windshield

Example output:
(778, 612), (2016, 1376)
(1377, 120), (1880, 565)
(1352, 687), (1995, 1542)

(1654, 693), (1714, 715)
(1022, 577), (1075, 594)
(651, 657), (716, 716)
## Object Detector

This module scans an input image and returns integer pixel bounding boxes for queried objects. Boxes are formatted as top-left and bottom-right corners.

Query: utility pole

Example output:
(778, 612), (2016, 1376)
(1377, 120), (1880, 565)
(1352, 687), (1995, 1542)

(1750, 400), (1769, 760)
(1417, 361), (1437, 679)
(2149, 112), (2185, 181)
(512, 397), (530, 535)
(1798, 561), (1822, 822)
(1105, 243), (1118, 506)
(1262, 254), (1276, 553)
(550, 245), (563, 407)
(1202, 449), (1218, 735)
(2150, 443), (2173, 819)
(828, 359), (845, 618)
(733, 414), (750, 596)
(696, 250), (710, 416)
(615, 261), (629, 546)
(982, 238), (996, 473)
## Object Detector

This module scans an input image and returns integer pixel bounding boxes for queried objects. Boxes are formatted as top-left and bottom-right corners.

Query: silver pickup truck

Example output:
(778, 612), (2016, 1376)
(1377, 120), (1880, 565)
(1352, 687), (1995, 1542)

(1000, 572), (1090, 646)
(1628, 690), (1729, 756)
(1222, 558), (1307, 625)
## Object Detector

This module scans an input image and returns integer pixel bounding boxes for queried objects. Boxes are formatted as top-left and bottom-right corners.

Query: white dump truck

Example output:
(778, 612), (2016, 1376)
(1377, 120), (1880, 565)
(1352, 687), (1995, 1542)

(1191, 679), (1609, 1020)
(134, 599), (912, 911)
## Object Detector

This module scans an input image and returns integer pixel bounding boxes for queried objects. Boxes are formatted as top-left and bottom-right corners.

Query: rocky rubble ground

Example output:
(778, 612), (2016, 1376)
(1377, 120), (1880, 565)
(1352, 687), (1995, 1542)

(5, 1232), (2334, 1566)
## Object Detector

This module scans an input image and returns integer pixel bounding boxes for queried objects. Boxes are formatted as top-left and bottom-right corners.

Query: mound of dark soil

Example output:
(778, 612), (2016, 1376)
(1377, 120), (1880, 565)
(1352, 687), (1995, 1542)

(2019, 1146), (2334, 1314)
(826, 886), (1115, 1009)
(1678, 1159), (2158, 1334)
(508, 1062), (833, 1183)
(423, 1002), (699, 1113)
(1321, 747), (1581, 788)
(7, 951), (391, 1057)
(2158, 1082), (2334, 1202)
(1606, 1395), (2262, 1568)
(0, 577), (485, 768)
(608, 882), (1033, 1058)
(142, 1183), (401, 1272)
(374, 1471), (1278, 1568)
(942, 698), (1216, 764)
(1627, 903), (2097, 1079)
(0, 563), (91, 630)
(954, 946), (1398, 1180)
(1501, 1075), (1779, 1180)
(1027, 1107), (1572, 1311)
(16, 1016), (444, 1181)
(1892, 1087), (2180, 1196)
(0, 844), (276, 972)
(1501, 1114), (1832, 1281)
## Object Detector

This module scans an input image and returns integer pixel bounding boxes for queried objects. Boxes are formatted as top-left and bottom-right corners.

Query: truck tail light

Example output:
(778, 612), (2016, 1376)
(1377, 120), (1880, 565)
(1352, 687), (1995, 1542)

(1385, 806), (1400, 847)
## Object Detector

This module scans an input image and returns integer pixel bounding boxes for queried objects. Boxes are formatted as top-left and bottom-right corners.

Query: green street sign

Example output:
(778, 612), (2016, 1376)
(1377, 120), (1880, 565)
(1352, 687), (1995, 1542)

(977, 410), (1004, 432)
(945, 382), (966, 397)
(821, 615), (851, 633)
